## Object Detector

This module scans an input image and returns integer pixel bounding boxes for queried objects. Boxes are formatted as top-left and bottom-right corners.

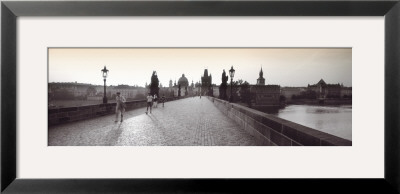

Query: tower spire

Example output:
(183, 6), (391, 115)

(257, 66), (265, 85)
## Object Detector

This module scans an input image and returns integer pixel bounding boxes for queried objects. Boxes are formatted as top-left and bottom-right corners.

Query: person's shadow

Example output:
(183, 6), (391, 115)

(104, 123), (124, 146)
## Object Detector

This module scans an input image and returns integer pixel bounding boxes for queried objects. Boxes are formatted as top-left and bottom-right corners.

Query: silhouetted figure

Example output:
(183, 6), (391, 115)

(178, 84), (181, 97)
(115, 92), (126, 122)
(161, 95), (166, 107)
(220, 69), (229, 100)
(146, 93), (153, 114)
(153, 94), (158, 108)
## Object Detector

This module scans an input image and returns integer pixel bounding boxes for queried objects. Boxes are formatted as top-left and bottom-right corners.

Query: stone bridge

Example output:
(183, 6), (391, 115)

(48, 97), (351, 146)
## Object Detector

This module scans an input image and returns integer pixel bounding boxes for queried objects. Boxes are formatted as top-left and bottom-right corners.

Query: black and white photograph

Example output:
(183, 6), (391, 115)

(48, 48), (352, 146)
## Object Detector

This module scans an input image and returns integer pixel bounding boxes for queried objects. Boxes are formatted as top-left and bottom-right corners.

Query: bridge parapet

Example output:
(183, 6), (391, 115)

(209, 97), (351, 146)
(48, 97), (179, 126)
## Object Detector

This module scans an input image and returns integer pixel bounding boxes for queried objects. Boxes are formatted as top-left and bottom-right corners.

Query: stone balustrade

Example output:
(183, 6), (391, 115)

(208, 97), (352, 146)
(48, 97), (178, 126)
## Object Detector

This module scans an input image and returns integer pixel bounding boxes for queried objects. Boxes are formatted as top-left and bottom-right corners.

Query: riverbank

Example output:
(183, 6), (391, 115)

(288, 99), (352, 106)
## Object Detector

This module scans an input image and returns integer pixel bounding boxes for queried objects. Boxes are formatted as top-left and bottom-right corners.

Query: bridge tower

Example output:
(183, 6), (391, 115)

(201, 69), (212, 96)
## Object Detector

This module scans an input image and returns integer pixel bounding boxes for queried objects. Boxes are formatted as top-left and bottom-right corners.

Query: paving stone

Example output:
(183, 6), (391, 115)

(49, 97), (260, 146)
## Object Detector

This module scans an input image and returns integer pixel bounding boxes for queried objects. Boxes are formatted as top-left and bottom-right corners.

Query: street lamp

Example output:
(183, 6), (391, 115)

(229, 66), (235, 102)
(101, 66), (109, 103)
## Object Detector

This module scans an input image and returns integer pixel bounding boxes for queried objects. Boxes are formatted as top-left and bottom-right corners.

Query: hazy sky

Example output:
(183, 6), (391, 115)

(48, 48), (351, 87)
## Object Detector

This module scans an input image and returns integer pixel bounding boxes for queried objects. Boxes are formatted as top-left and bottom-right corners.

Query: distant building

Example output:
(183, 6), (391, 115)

(218, 68), (281, 106)
(250, 85), (280, 106)
(340, 86), (352, 98)
(251, 67), (280, 106)
(201, 69), (212, 96)
(113, 84), (146, 99)
(256, 67), (265, 85)
(194, 81), (202, 96)
(171, 74), (195, 97)
(48, 82), (146, 101)
(48, 82), (101, 101)
(281, 87), (306, 102)
(48, 82), (93, 98)
(308, 79), (350, 99)
(178, 74), (189, 88)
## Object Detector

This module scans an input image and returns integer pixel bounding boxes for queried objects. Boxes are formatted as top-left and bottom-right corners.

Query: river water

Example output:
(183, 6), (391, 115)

(269, 105), (352, 141)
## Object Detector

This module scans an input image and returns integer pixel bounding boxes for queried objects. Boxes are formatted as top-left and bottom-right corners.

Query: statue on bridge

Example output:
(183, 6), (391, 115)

(150, 71), (160, 98)
(219, 69), (229, 100)
(178, 84), (181, 97)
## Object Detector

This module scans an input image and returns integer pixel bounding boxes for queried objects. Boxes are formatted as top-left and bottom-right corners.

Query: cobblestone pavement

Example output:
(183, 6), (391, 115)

(49, 97), (259, 146)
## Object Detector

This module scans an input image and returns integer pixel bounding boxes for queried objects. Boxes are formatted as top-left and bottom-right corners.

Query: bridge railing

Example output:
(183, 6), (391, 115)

(48, 97), (180, 126)
(208, 97), (352, 146)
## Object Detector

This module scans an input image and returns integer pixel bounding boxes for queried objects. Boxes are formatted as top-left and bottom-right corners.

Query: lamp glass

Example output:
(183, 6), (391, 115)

(229, 66), (235, 78)
(101, 67), (108, 79)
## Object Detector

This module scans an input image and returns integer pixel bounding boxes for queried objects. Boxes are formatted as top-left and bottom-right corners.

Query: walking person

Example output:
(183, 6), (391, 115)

(153, 94), (158, 108)
(161, 94), (166, 107)
(115, 92), (126, 122)
(146, 93), (153, 114)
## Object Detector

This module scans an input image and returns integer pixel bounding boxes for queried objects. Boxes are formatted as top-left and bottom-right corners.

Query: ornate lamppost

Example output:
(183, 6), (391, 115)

(229, 66), (235, 102)
(101, 66), (109, 103)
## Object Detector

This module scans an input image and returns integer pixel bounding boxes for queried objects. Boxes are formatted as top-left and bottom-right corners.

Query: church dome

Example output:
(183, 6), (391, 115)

(178, 74), (189, 87)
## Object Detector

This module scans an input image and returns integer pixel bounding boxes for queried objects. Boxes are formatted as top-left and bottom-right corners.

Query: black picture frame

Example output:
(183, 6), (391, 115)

(2, 1), (399, 193)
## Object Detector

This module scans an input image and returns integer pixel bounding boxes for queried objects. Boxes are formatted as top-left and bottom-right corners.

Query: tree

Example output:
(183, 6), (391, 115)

(228, 79), (244, 102)
(240, 81), (252, 107)
(305, 90), (317, 99)
(235, 79), (244, 85)
(297, 90), (317, 100)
